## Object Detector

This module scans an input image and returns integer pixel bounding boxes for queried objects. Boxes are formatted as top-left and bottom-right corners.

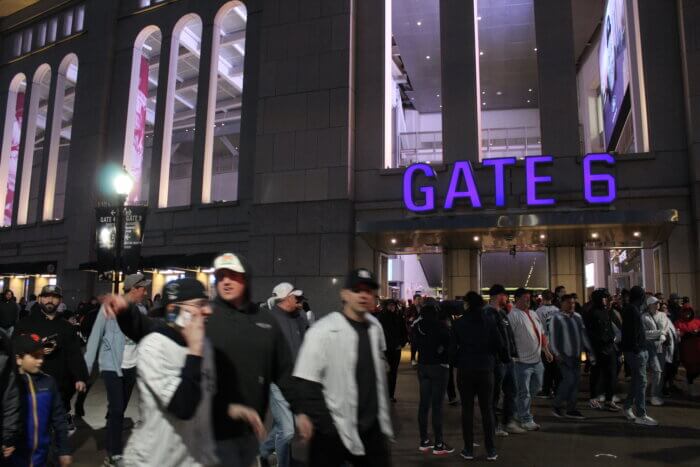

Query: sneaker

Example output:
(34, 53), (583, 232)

(487, 452), (499, 461)
(613, 394), (622, 403)
(495, 424), (509, 437)
(551, 407), (565, 418)
(605, 401), (621, 412)
(624, 408), (636, 421)
(66, 414), (76, 435)
(634, 415), (659, 426)
(103, 456), (124, 467)
(650, 397), (664, 406)
(460, 449), (474, 460)
(448, 398), (460, 406)
(535, 391), (551, 399)
(597, 394), (605, 402)
(588, 399), (602, 410)
(565, 410), (586, 420)
(411, 360), (418, 367)
(505, 421), (526, 434)
(433, 442), (455, 456)
(419, 439), (433, 453)
(521, 421), (540, 431)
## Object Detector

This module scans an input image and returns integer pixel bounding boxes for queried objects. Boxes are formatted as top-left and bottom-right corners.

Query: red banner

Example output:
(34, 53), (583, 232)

(4, 92), (24, 225)
(126, 56), (149, 205)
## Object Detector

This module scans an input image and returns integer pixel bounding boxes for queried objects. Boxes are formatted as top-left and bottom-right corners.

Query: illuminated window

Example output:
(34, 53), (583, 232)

(123, 26), (162, 206)
(159, 14), (202, 208)
(44, 54), (79, 221)
(202, 1), (246, 203)
(18, 65), (52, 225)
(0, 74), (27, 227)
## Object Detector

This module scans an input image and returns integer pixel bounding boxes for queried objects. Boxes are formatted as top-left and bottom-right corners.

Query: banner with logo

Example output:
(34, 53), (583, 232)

(126, 56), (149, 205)
(4, 92), (24, 225)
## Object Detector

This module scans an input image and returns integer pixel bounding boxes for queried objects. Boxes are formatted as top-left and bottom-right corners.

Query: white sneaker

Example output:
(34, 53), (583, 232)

(597, 395), (605, 402)
(505, 421), (526, 434)
(411, 360), (418, 367)
(613, 395), (622, 403)
(634, 415), (659, 426)
(495, 424), (509, 437)
(521, 421), (540, 431)
(624, 408), (636, 421)
(650, 397), (664, 406)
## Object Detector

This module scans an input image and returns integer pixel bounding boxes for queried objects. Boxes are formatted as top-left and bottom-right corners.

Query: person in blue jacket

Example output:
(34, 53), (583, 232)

(11, 333), (71, 466)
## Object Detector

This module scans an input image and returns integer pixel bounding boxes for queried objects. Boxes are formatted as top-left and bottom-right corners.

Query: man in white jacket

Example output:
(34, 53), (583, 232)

(643, 296), (674, 406)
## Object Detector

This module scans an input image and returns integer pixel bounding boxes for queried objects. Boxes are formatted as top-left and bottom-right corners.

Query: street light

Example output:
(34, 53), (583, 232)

(112, 167), (133, 293)
(113, 171), (134, 197)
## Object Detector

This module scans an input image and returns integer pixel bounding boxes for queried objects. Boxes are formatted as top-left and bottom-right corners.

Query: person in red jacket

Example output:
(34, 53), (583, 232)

(675, 305), (700, 396)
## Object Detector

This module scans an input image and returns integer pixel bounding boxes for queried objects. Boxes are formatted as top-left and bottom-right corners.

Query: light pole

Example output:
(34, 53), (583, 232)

(112, 168), (133, 293)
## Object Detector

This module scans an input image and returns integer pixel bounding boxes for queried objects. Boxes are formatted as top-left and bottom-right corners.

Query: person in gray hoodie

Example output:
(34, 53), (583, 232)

(260, 282), (309, 467)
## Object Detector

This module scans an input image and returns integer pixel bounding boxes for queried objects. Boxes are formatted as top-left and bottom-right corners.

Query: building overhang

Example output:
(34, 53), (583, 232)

(357, 208), (679, 254)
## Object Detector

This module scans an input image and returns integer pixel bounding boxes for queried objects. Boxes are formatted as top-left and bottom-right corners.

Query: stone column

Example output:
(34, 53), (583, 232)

(549, 247), (584, 296)
(440, 0), (480, 164)
(533, 0), (580, 157)
(444, 248), (480, 299)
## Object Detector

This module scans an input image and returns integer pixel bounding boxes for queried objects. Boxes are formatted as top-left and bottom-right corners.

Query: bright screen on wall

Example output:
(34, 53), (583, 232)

(599, 0), (630, 151)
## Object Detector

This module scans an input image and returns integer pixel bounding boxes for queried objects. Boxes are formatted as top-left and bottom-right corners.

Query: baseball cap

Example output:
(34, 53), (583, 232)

(514, 287), (531, 299)
(669, 293), (680, 300)
(646, 296), (659, 307)
(161, 278), (208, 307)
(213, 252), (246, 274)
(124, 273), (151, 292)
(344, 268), (379, 290)
(39, 285), (62, 298)
(271, 283), (303, 302)
(12, 333), (44, 356)
(488, 284), (507, 297)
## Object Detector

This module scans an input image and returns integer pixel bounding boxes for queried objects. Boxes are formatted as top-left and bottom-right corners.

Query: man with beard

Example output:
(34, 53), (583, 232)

(110, 253), (313, 467)
(14, 285), (88, 432)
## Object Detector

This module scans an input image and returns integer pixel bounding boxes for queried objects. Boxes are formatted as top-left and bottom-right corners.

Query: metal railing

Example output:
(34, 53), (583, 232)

(395, 126), (542, 167)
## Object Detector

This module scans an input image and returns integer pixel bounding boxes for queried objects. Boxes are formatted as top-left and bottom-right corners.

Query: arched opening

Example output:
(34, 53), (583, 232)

(0, 73), (27, 226)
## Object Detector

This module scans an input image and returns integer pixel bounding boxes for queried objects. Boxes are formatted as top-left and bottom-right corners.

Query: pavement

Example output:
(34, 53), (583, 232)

(70, 350), (700, 466)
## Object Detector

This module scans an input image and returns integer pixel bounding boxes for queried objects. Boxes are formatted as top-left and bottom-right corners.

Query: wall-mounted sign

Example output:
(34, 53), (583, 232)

(95, 206), (147, 274)
(403, 153), (616, 212)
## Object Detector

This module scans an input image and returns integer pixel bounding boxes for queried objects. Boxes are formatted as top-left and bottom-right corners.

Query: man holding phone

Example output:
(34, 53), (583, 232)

(15, 285), (88, 432)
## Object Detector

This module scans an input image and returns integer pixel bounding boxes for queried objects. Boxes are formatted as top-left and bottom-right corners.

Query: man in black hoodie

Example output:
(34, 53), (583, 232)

(110, 253), (313, 466)
(378, 300), (407, 403)
(14, 285), (88, 431)
(621, 285), (658, 426)
(0, 290), (20, 335)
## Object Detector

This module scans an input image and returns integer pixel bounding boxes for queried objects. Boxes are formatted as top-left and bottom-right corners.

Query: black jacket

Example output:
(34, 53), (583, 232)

(0, 300), (19, 329)
(0, 329), (20, 448)
(621, 301), (647, 353)
(14, 305), (88, 389)
(378, 310), (408, 352)
(485, 305), (518, 363)
(117, 296), (296, 441)
(451, 309), (503, 371)
(412, 314), (451, 365)
(584, 306), (621, 355)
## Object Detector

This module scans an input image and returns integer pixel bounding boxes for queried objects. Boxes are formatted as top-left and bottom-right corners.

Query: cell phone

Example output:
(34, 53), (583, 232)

(175, 309), (192, 328)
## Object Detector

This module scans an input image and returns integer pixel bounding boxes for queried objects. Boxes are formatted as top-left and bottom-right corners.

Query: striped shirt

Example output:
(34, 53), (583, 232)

(507, 308), (544, 364)
(549, 312), (594, 360)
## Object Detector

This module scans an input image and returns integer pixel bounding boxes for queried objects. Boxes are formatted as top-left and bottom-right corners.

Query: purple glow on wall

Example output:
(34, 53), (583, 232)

(525, 156), (555, 206)
(403, 163), (436, 212)
(583, 153), (617, 203)
(482, 157), (516, 207)
(445, 161), (482, 209)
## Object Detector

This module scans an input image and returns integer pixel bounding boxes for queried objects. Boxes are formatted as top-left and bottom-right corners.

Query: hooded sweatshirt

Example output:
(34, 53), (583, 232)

(621, 288), (647, 353)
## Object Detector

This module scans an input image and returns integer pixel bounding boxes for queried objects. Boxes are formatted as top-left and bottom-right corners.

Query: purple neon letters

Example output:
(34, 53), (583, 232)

(403, 154), (617, 211)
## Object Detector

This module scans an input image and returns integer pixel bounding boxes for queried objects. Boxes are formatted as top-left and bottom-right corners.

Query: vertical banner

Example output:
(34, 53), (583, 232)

(95, 206), (117, 272)
(4, 92), (24, 225)
(126, 56), (149, 205)
(122, 206), (147, 274)
(95, 205), (147, 274)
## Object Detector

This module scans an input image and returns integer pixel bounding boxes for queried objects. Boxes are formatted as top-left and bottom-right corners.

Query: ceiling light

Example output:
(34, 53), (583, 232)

(391, 238), (397, 244)
(534, 47), (538, 52)
(477, 16), (482, 21)
(473, 236), (480, 242)
(426, 55), (431, 60)
(417, 21), (422, 26)
(528, 88), (533, 92)
(633, 231), (641, 238)
(482, 102), (486, 106)
(496, 91), (502, 96)
(527, 99), (531, 103)
(540, 234), (546, 240)
(437, 94), (440, 97)
(332, 278), (338, 285)
(479, 51), (484, 56)
(439, 105), (442, 108)
(591, 232), (599, 239)
(482, 91), (486, 95)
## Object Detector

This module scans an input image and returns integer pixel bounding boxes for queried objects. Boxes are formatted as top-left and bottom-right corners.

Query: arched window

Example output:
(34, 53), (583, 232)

(123, 26), (162, 205)
(0, 73), (27, 226)
(159, 14), (202, 208)
(202, 1), (247, 203)
(43, 54), (78, 221)
(18, 64), (51, 225)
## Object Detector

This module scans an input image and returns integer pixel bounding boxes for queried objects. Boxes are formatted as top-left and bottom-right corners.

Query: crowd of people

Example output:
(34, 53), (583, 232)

(0, 259), (699, 465)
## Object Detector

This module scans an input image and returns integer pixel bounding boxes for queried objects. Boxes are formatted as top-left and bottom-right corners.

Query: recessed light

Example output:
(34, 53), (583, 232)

(482, 102), (486, 106)
(391, 238), (397, 244)
(473, 236), (480, 242)
(540, 234), (546, 240)
(534, 47), (538, 52)
(439, 105), (442, 108)
(591, 232), (599, 239)
(477, 16), (482, 21)
(437, 94), (440, 97)
(426, 55), (431, 60)
(332, 278), (338, 285)
(528, 88), (533, 92)
(482, 91), (486, 95)
(417, 21), (422, 26)
(633, 231), (641, 238)
(479, 51), (484, 56)
(496, 91), (502, 96)
(527, 99), (531, 103)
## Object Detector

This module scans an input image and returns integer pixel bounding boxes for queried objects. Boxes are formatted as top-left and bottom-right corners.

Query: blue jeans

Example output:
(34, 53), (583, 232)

(260, 384), (294, 467)
(494, 362), (517, 425)
(514, 361), (544, 424)
(554, 357), (580, 411)
(624, 350), (649, 417)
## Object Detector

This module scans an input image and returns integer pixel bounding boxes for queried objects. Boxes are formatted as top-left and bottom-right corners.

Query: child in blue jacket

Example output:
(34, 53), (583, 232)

(11, 333), (72, 466)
